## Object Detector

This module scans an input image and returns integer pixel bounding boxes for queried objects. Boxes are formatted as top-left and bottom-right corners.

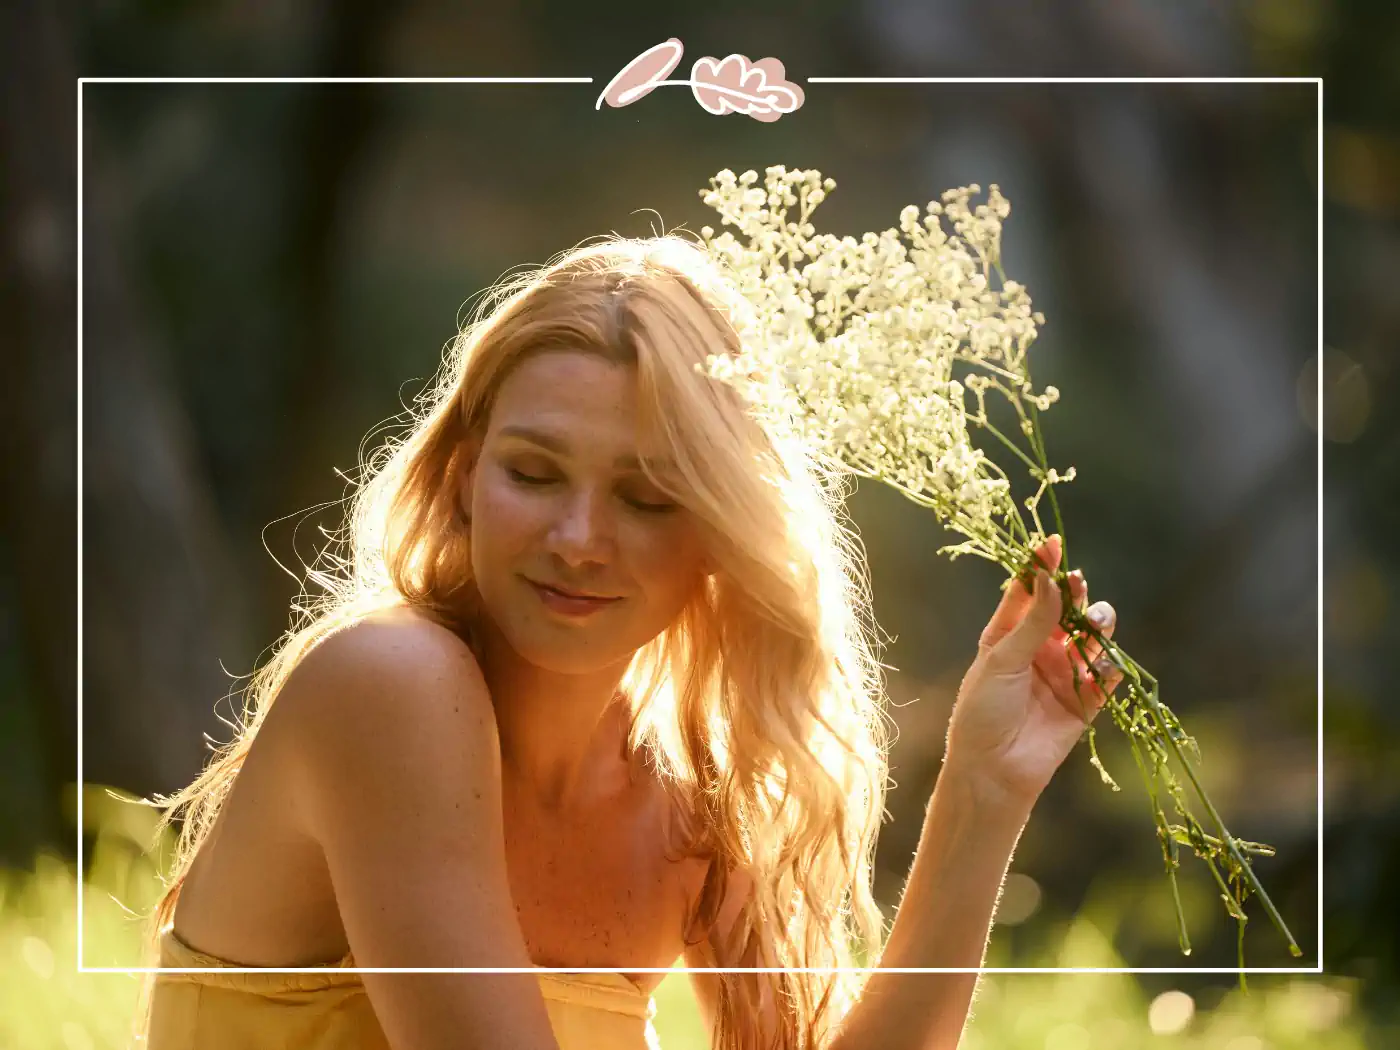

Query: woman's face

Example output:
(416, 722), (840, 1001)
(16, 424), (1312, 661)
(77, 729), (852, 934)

(465, 350), (714, 674)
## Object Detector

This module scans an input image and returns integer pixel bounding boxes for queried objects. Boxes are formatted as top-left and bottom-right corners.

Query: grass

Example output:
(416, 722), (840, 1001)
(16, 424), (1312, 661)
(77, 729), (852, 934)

(0, 785), (1374, 1049)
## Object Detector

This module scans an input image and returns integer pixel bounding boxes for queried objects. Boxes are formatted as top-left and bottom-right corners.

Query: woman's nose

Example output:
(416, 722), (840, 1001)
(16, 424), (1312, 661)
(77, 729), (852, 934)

(549, 489), (615, 563)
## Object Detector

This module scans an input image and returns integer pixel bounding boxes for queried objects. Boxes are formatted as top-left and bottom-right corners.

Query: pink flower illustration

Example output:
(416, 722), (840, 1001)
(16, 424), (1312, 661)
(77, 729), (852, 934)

(596, 40), (804, 123)
(691, 55), (804, 122)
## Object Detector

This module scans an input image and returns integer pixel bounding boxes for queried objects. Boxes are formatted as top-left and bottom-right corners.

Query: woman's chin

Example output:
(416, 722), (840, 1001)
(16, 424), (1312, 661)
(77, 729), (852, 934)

(503, 628), (636, 677)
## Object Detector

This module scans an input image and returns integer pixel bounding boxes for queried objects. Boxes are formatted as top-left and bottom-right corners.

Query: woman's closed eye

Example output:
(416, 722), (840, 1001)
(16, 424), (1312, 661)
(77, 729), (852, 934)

(505, 468), (677, 513)
(506, 468), (553, 487)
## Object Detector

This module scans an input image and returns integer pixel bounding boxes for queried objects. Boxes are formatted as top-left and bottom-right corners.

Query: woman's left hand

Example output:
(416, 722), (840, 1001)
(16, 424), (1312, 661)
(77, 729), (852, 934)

(943, 534), (1126, 807)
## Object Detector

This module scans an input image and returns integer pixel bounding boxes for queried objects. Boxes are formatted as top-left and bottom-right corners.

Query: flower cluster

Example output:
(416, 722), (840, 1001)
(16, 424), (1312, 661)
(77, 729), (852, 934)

(694, 165), (1302, 973)
(695, 165), (1072, 571)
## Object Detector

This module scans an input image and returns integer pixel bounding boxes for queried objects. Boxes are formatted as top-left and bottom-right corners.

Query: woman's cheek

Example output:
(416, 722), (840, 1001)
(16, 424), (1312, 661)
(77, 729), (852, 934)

(481, 480), (541, 535)
(634, 523), (708, 590)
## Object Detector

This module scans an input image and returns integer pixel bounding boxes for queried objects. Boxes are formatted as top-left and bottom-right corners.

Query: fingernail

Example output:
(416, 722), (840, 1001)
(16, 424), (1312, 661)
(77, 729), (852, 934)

(1088, 606), (1108, 627)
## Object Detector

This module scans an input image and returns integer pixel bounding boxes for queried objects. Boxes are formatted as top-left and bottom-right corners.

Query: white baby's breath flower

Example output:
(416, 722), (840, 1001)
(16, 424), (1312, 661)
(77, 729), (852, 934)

(693, 166), (1072, 567)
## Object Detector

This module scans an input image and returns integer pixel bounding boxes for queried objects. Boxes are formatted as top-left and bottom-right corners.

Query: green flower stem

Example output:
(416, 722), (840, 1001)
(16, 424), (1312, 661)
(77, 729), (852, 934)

(974, 415), (1049, 480)
(1140, 681), (1303, 958)
(1128, 719), (1194, 955)
(1060, 601), (1195, 956)
(1095, 626), (1299, 961)
(1025, 405), (1069, 570)
(848, 458), (1020, 554)
(1010, 373), (1299, 961)
(1008, 549), (1302, 963)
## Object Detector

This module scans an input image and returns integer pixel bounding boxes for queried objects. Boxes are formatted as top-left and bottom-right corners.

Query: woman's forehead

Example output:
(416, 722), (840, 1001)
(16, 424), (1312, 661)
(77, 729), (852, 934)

(495, 350), (635, 412)
(490, 353), (672, 469)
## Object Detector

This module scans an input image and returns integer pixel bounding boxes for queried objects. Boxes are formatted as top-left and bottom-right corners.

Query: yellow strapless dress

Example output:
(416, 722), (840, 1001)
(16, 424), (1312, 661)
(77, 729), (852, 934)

(143, 925), (661, 1050)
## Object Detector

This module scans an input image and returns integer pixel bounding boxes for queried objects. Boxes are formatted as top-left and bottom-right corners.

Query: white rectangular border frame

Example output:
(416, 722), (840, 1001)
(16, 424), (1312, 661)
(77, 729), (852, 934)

(76, 75), (1324, 977)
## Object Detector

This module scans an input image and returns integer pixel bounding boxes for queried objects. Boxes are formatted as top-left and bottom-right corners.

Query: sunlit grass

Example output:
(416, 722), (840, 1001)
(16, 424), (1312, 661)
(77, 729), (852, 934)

(0, 785), (1373, 1049)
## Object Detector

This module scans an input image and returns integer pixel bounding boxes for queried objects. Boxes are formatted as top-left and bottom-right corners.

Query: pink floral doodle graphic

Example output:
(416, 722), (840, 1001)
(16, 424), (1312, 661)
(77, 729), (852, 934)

(596, 39), (804, 122)
(690, 55), (803, 122)
(596, 39), (686, 108)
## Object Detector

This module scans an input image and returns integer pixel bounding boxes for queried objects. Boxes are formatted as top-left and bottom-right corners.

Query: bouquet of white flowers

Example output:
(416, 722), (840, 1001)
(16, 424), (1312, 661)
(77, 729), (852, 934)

(695, 165), (1302, 971)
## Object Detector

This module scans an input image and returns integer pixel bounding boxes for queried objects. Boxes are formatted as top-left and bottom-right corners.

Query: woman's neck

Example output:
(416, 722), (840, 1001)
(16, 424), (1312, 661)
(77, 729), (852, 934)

(472, 611), (636, 812)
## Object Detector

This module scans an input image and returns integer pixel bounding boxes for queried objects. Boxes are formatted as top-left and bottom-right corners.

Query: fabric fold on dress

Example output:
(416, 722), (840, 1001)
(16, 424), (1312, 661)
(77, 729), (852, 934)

(144, 923), (662, 1050)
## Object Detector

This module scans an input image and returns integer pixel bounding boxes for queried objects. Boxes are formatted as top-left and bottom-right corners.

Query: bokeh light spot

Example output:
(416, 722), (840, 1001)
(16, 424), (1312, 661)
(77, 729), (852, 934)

(1297, 348), (1371, 443)
(1148, 989), (1195, 1035)
(995, 872), (1043, 926)
(21, 935), (54, 980)
(1044, 1021), (1091, 1050)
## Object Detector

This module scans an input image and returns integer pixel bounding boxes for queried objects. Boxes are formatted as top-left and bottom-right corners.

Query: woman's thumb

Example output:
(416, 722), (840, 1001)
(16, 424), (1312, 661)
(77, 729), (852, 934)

(988, 569), (1061, 671)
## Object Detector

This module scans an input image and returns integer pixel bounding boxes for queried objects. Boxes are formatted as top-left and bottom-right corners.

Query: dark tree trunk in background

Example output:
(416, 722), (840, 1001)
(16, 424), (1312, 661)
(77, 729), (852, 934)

(0, 0), (398, 867)
(0, 1), (248, 866)
(80, 140), (249, 811)
(0, 0), (79, 865)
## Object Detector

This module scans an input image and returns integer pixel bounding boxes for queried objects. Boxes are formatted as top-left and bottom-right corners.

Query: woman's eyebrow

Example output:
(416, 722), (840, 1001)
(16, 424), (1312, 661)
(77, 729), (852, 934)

(495, 424), (675, 471)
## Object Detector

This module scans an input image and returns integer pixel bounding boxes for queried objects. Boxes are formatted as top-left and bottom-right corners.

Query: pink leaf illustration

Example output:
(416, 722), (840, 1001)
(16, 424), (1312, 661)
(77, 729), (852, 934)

(690, 54), (804, 122)
(596, 38), (685, 110)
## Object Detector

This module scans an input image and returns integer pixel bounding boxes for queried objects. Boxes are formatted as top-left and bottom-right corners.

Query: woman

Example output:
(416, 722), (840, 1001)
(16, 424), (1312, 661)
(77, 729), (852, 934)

(136, 234), (1121, 1050)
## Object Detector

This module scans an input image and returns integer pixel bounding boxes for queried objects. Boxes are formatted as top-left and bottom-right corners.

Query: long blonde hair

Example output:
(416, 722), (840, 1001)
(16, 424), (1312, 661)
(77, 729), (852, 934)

(136, 233), (893, 1050)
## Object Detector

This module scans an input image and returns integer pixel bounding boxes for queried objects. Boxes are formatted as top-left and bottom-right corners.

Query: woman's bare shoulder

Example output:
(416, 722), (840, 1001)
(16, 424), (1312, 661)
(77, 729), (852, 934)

(250, 605), (558, 1044)
(269, 604), (501, 834)
(293, 603), (488, 701)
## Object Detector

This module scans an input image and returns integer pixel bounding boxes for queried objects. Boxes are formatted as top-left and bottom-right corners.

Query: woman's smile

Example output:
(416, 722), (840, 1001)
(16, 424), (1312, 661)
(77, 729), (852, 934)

(524, 576), (625, 618)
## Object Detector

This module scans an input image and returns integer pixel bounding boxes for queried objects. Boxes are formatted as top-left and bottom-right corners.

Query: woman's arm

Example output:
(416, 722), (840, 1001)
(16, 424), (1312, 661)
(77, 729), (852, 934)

(833, 535), (1122, 1050)
(827, 767), (1032, 1050)
(281, 616), (561, 1050)
(687, 776), (1030, 1050)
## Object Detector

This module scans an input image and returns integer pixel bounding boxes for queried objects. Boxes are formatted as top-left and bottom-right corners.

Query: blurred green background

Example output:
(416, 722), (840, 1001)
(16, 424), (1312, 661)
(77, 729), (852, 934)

(2, 0), (1395, 1046)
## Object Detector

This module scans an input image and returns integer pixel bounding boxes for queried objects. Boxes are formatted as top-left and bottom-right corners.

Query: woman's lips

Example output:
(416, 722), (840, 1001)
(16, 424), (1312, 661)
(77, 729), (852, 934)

(526, 579), (622, 617)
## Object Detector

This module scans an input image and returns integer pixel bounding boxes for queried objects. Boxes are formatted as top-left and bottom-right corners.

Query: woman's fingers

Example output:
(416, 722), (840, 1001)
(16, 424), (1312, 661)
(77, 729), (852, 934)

(1074, 602), (1120, 699)
(980, 535), (1064, 654)
(1035, 534), (1063, 574)
(1045, 568), (1121, 708)
(1025, 566), (1127, 715)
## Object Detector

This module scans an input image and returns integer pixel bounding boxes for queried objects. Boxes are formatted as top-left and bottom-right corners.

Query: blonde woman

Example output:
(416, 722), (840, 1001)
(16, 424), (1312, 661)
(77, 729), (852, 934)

(135, 234), (1122, 1050)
